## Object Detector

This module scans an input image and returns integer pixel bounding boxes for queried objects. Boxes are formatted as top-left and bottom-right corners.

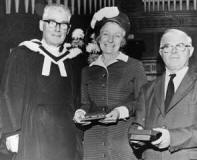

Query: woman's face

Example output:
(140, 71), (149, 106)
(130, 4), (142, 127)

(99, 22), (125, 55)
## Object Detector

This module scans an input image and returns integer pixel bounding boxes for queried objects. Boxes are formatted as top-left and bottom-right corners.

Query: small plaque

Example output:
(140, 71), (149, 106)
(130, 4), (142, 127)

(129, 129), (161, 142)
(82, 112), (106, 121)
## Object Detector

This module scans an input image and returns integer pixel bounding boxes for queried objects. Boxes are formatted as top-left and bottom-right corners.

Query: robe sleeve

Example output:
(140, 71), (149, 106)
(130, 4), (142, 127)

(0, 46), (28, 135)
(80, 66), (91, 112)
(69, 54), (87, 111)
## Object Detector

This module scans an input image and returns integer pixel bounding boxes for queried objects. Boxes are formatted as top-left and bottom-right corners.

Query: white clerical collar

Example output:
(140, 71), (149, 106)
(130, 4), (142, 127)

(41, 39), (63, 57)
(20, 39), (68, 77)
(89, 52), (128, 67)
(20, 39), (81, 77)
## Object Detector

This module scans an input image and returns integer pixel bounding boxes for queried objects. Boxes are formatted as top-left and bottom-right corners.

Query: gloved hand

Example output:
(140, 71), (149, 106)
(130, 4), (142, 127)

(73, 109), (91, 125)
(99, 109), (120, 124)
(6, 134), (19, 153)
(151, 128), (170, 149)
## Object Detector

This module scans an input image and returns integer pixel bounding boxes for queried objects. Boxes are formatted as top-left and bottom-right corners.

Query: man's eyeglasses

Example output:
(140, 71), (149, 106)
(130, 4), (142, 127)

(43, 19), (69, 30)
(160, 43), (191, 53)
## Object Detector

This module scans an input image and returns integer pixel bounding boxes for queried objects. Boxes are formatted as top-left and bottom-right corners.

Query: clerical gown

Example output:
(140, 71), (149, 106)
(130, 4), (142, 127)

(0, 45), (83, 160)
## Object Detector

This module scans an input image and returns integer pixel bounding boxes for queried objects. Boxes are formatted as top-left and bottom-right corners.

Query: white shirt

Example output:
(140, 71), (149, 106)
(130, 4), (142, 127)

(41, 39), (64, 57)
(164, 66), (189, 99)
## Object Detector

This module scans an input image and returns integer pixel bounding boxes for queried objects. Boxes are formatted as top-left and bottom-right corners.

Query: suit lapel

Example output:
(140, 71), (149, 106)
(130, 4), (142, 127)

(166, 70), (197, 113)
(154, 74), (166, 116)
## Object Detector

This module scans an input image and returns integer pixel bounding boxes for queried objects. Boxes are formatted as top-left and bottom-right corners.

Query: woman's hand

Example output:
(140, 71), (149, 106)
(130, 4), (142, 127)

(73, 110), (91, 125)
(99, 109), (120, 124)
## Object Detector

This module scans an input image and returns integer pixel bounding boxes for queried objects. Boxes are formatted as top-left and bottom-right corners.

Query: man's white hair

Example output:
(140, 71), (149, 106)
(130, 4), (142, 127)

(160, 29), (192, 47)
(42, 4), (71, 22)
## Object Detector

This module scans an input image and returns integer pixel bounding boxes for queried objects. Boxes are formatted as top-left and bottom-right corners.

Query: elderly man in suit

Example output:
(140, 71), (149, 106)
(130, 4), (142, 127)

(129, 28), (197, 160)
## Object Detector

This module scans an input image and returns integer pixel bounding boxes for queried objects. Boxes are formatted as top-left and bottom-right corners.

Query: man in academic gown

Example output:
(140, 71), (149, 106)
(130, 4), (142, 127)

(0, 4), (83, 160)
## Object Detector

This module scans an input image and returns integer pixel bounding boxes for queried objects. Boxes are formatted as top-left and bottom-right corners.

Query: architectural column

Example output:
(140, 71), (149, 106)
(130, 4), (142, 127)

(148, 0), (151, 12)
(186, 0), (189, 10)
(168, 0), (170, 11)
(104, 0), (107, 7)
(157, 0), (160, 11)
(77, 0), (81, 14)
(112, 0), (115, 6)
(84, 0), (87, 14)
(194, 0), (197, 10)
(108, 0), (111, 6)
(153, 0), (155, 11)
(144, 0), (147, 12)
(56, 0), (61, 4)
(180, 0), (182, 10)
(48, 0), (53, 4)
(24, 0), (29, 13)
(64, 0), (68, 7)
(173, 0), (176, 11)
(71, 0), (75, 14)
(162, 0), (165, 11)
(94, 0), (97, 11)
(31, 0), (35, 14)
(89, 0), (92, 13)
(15, 0), (19, 13)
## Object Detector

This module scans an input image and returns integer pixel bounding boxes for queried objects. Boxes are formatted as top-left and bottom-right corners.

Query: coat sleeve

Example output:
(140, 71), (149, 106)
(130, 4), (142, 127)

(120, 60), (147, 116)
(68, 54), (88, 111)
(128, 84), (147, 159)
(0, 47), (27, 135)
(131, 86), (146, 128)
(66, 59), (80, 112)
(167, 76), (197, 152)
(169, 123), (197, 152)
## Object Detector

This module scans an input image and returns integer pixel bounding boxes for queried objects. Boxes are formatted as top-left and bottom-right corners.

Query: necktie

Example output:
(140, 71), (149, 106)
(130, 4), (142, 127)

(165, 74), (176, 113)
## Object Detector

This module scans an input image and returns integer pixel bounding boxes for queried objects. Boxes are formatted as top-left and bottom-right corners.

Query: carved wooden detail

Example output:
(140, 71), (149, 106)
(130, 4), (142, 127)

(131, 12), (197, 33)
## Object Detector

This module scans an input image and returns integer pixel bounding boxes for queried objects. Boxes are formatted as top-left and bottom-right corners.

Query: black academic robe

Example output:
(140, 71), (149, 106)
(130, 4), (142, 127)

(0, 45), (83, 160)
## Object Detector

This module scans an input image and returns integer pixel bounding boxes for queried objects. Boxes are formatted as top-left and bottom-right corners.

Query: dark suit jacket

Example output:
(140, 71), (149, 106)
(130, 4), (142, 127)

(134, 68), (197, 160)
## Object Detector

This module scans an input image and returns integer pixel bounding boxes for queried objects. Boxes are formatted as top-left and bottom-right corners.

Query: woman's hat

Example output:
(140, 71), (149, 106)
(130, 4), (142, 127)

(90, 7), (131, 37)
